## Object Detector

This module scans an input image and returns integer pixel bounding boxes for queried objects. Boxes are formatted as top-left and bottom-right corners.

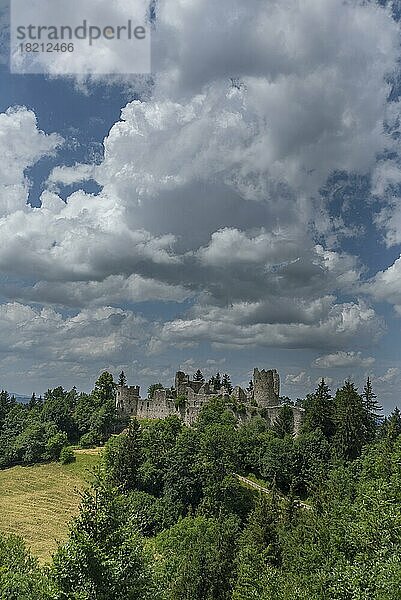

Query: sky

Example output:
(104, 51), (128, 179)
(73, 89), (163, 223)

(1, 0), (401, 411)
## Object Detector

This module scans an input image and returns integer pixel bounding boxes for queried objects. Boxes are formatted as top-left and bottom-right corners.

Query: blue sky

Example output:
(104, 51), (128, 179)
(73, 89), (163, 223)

(1, 0), (401, 412)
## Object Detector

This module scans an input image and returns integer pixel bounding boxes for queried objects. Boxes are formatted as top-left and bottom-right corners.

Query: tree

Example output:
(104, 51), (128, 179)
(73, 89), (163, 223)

(163, 427), (202, 520)
(280, 396), (294, 406)
(273, 405), (294, 438)
(233, 491), (281, 599)
(233, 544), (275, 600)
(79, 430), (100, 449)
(0, 533), (53, 599)
(334, 380), (367, 461)
(28, 392), (42, 411)
(212, 372), (222, 391)
(222, 374), (233, 394)
(195, 397), (237, 432)
(382, 406), (401, 441)
(259, 434), (294, 493)
(88, 373), (119, 442)
(148, 383), (163, 399)
(92, 372), (115, 405)
(46, 431), (69, 460)
(59, 446), (76, 464)
(14, 420), (57, 465)
(0, 390), (13, 429)
(103, 420), (143, 491)
(118, 371), (127, 387)
(41, 387), (77, 439)
(302, 379), (335, 440)
(90, 400), (119, 443)
(193, 369), (205, 382)
(51, 480), (159, 600)
(197, 420), (241, 516)
(291, 430), (330, 496)
(138, 416), (183, 497)
(73, 392), (98, 436)
(0, 403), (28, 467)
(155, 515), (240, 600)
(243, 492), (281, 564)
(363, 378), (382, 442)
(237, 416), (269, 474)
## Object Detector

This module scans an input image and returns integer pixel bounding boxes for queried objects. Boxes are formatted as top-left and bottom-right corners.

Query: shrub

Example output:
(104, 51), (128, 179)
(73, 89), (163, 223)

(79, 430), (99, 448)
(46, 431), (69, 460)
(59, 446), (76, 464)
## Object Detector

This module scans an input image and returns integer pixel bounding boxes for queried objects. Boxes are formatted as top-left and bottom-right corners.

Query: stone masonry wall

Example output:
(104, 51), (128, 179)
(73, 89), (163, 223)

(116, 368), (303, 433)
(253, 368), (280, 407)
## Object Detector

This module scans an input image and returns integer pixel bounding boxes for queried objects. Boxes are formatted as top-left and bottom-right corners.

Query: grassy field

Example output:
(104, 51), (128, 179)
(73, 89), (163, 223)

(0, 449), (100, 563)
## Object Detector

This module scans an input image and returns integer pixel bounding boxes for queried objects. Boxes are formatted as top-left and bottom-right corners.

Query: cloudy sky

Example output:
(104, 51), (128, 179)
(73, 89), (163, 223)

(1, 0), (401, 411)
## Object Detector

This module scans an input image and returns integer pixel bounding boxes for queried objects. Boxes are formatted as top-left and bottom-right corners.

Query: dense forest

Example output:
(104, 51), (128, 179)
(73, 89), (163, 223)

(1, 376), (401, 599)
(0, 372), (127, 469)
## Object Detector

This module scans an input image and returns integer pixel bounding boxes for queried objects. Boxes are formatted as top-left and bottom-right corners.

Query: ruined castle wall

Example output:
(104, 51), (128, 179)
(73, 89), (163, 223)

(183, 406), (201, 425)
(175, 371), (189, 397)
(116, 385), (140, 417)
(186, 387), (210, 406)
(136, 398), (181, 421)
(153, 389), (168, 403)
(199, 383), (211, 395)
(263, 405), (305, 435)
(232, 386), (247, 402)
(135, 395), (205, 426)
(187, 381), (204, 394)
(116, 368), (303, 434)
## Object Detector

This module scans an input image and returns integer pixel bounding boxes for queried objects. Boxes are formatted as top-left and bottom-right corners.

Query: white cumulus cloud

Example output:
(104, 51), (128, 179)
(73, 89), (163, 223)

(314, 351), (375, 369)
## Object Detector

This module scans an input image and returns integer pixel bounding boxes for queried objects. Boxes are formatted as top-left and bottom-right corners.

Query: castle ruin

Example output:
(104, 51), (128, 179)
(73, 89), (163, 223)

(116, 367), (304, 434)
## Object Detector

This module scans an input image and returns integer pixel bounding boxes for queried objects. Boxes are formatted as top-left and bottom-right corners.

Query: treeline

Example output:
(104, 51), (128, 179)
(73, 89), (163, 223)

(2, 377), (401, 598)
(0, 372), (126, 469)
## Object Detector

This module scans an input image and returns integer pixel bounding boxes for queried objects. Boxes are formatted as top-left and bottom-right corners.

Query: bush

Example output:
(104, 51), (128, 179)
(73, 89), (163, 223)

(0, 533), (52, 597)
(79, 430), (99, 448)
(46, 431), (69, 460)
(59, 446), (76, 464)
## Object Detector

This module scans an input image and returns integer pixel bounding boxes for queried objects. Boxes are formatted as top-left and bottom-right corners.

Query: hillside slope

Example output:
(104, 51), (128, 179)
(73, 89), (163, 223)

(0, 449), (100, 562)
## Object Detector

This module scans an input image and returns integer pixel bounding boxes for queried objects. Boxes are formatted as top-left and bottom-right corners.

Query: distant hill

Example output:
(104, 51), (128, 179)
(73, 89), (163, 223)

(11, 393), (33, 404)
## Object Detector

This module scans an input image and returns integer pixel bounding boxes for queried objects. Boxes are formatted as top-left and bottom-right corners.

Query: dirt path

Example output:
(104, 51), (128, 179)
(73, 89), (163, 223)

(74, 447), (102, 455)
(235, 474), (312, 510)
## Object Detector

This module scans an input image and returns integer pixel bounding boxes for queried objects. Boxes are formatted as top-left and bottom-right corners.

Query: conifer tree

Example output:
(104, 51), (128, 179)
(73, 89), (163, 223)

(233, 492), (281, 599)
(334, 380), (367, 461)
(362, 377), (382, 441)
(0, 390), (11, 428)
(244, 491), (280, 562)
(102, 419), (142, 491)
(214, 372), (222, 391)
(118, 370), (127, 387)
(222, 373), (233, 393)
(302, 379), (335, 440)
(193, 369), (205, 382)
(28, 392), (37, 410)
(383, 406), (401, 441)
(273, 405), (294, 438)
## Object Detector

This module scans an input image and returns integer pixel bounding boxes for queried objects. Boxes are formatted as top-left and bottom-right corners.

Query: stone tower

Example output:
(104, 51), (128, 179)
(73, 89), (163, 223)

(116, 384), (140, 417)
(253, 368), (280, 407)
(175, 371), (189, 397)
